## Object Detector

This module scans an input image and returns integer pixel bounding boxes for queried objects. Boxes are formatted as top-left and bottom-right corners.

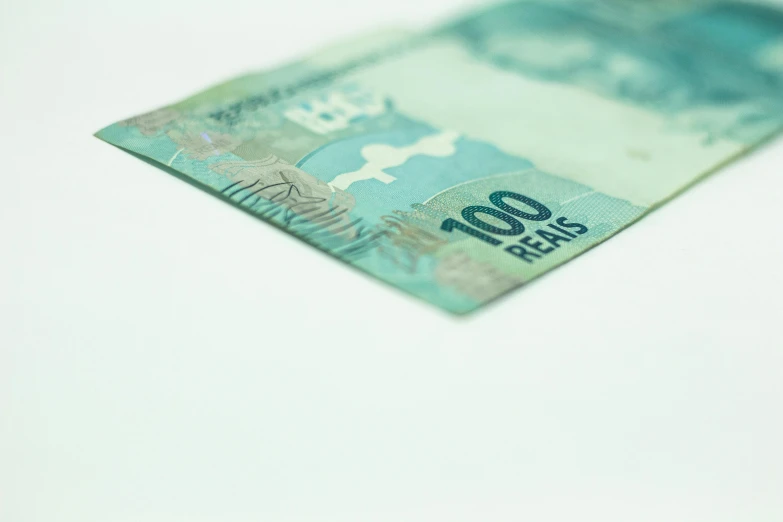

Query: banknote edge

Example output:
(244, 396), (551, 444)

(92, 27), (422, 135)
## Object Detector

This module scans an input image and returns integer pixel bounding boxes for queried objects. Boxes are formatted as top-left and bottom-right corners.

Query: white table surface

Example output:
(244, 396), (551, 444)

(2, 1), (782, 521)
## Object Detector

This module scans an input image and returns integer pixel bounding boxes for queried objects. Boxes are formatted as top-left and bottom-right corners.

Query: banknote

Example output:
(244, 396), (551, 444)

(96, 0), (783, 313)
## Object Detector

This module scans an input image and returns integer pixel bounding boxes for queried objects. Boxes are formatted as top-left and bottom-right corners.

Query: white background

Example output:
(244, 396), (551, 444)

(2, 1), (782, 521)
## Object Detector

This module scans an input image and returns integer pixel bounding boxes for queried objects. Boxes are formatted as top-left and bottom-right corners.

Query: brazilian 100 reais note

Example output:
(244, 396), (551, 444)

(96, 0), (783, 314)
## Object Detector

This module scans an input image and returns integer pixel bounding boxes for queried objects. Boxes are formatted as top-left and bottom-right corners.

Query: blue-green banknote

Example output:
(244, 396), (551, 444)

(96, 0), (783, 313)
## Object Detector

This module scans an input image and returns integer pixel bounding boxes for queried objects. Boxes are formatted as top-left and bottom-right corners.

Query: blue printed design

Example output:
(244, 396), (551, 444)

(297, 114), (533, 225)
(441, 1), (783, 144)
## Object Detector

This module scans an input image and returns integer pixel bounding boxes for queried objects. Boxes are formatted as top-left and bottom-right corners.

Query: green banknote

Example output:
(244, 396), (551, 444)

(96, 0), (783, 313)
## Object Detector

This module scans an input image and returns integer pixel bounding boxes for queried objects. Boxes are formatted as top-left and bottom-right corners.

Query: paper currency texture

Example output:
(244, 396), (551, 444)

(96, 0), (783, 313)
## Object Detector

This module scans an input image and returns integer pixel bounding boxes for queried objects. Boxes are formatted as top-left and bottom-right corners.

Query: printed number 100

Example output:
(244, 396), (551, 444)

(441, 191), (552, 245)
